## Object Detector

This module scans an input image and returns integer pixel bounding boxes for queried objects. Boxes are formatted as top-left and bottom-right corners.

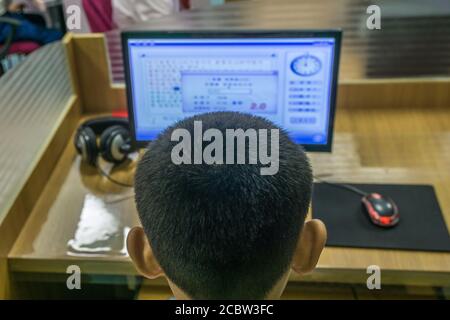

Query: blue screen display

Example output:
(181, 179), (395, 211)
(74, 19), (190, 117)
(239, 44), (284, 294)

(126, 37), (336, 145)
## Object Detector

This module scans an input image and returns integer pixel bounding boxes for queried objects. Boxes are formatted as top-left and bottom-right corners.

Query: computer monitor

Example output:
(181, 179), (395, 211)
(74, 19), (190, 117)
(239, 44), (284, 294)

(122, 30), (341, 151)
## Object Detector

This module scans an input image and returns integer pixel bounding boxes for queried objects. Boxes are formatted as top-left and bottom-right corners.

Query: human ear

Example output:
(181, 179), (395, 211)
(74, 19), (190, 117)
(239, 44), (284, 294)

(291, 219), (327, 274)
(127, 226), (164, 279)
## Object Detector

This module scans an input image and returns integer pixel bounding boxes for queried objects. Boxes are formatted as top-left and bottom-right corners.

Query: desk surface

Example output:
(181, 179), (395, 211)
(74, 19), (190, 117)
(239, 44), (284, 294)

(8, 107), (450, 286)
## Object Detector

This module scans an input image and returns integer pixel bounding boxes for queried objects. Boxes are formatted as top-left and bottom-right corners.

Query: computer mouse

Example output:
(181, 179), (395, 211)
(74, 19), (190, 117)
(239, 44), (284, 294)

(361, 193), (399, 228)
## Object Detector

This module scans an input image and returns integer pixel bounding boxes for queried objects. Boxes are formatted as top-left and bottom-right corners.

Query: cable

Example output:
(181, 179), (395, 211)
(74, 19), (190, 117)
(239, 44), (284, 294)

(96, 162), (134, 188)
(105, 193), (135, 204)
(314, 176), (368, 197)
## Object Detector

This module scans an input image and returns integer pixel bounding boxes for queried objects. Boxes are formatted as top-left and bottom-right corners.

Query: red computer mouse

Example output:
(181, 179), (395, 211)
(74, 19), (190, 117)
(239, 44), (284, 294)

(361, 193), (400, 228)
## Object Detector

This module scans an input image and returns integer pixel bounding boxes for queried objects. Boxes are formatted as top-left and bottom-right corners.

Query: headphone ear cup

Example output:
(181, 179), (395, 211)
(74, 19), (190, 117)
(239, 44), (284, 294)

(99, 126), (130, 164)
(74, 127), (98, 166)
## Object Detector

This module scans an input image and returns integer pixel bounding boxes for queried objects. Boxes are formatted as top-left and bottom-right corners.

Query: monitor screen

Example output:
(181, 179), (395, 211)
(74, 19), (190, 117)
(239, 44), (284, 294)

(123, 31), (341, 151)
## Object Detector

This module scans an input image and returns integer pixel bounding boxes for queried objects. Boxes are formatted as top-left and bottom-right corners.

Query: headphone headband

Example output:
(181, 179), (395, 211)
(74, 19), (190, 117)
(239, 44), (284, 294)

(75, 116), (134, 166)
(80, 117), (129, 135)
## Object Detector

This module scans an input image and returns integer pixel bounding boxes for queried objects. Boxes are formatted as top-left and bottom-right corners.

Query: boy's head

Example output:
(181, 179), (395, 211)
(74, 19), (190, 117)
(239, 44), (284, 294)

(128, 112), (326, 299)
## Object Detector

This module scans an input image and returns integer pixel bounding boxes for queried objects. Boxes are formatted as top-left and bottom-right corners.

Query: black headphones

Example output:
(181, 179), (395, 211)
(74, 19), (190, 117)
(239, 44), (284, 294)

(74, 117), (135, 166)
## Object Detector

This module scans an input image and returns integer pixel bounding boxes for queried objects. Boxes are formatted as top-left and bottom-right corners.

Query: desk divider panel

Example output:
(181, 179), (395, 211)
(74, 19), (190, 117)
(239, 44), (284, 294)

(0, 41), (81, 298)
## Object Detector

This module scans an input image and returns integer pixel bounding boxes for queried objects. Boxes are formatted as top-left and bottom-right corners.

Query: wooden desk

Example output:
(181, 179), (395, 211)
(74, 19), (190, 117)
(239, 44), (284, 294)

(9, 107), (450, 287)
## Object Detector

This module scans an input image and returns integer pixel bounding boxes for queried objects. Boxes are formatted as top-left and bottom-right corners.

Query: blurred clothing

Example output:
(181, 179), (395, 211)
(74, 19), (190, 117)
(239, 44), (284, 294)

(112, 0), (176, 28)
(0, 12), (62, 44)
(82, 0), (115, 32)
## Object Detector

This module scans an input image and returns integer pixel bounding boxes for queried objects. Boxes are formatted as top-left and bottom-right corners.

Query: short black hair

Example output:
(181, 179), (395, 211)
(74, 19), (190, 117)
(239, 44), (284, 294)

(134, 112), (312, 299)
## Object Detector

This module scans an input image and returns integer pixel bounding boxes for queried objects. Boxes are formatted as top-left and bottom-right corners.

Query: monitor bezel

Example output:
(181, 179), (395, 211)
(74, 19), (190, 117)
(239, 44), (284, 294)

(122, 29), (342, 152)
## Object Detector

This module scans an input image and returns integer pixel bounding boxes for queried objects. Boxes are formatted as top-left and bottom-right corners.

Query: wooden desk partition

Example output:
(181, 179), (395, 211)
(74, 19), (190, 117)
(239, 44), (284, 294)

(68, 34), (450, 112)
(0, 38), (82, 299)
(1, 32), (450, 298)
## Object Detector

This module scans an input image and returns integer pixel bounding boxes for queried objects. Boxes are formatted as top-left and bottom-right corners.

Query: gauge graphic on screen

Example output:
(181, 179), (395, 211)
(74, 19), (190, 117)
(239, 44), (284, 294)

(290, 54), (322, 76)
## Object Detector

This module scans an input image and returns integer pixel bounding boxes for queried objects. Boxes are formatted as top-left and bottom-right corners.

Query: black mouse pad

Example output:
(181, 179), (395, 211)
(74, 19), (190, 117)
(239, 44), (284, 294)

(312, 183), (450, 252)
